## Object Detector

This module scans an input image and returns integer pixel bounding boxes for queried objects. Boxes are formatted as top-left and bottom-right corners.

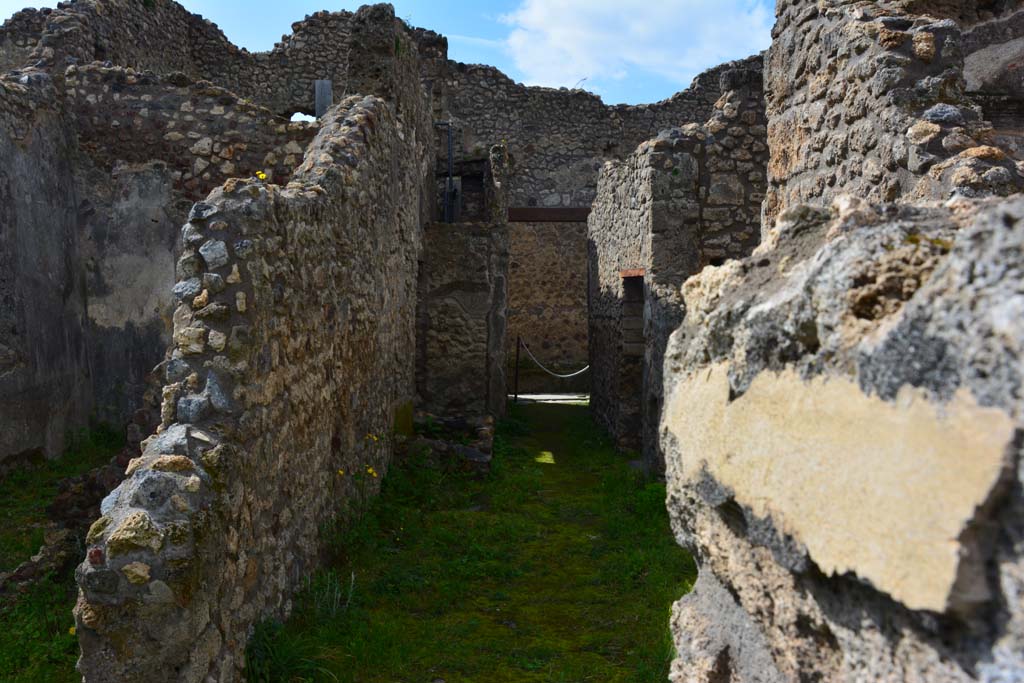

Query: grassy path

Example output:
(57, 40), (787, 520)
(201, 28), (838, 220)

(250, 403), (695, 682)
(0, 428), (123, 682)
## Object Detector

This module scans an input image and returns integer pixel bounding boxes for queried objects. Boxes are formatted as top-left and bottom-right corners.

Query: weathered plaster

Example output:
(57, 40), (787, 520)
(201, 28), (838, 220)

(665, 362), (1015, 612)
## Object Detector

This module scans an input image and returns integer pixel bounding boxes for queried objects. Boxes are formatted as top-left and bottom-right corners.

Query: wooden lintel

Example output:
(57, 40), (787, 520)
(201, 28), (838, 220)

(507, 207), (591, 223)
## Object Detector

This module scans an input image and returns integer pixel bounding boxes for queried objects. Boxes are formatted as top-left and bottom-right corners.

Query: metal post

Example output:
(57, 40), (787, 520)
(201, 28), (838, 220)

(433, 121), (455, 224)
(446, 122), (454, 223)
(314, 80), (333, 119)
(513, 335), (521, 404)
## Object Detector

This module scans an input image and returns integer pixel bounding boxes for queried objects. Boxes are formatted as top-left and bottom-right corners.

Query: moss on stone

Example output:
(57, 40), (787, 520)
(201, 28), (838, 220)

(106, 512), (163, 556)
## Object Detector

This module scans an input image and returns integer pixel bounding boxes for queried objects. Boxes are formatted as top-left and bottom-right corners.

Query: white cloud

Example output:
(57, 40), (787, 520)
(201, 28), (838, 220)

(500, 0), (773, 93)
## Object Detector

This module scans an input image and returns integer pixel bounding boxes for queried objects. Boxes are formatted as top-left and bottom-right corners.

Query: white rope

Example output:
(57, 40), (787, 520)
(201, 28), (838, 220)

(520, 342), (591, 379)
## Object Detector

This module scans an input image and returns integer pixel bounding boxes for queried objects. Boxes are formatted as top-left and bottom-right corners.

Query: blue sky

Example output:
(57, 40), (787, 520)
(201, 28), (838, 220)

(1, 0), (775, 104)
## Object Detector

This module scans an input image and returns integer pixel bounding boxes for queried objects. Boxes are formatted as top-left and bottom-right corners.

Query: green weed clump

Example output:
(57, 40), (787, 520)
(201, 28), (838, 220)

(248, 403), (695, 682)
(0, 426), (123, 682)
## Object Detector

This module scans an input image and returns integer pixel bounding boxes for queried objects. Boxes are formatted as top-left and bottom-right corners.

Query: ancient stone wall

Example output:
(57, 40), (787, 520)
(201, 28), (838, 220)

(66, 64), (319, 201)
(0, 7), (47, 72)
(588, 61), (766, 466)
(73, 90), (433, 681)
(588, 158), (647, 450)
(764, 0), (1024, 226)
(416, 223), (509, 420)
(63, 63), (318, 428)
(0, 0), (356, 116)
(0, 74), (91, 465)
(432, 56), (759, 210)
(506, 221), (589, 394)
(662, 195), (1024, 682)
(0, 2), (436, 452)
(963, 7), (1024, 159)
(77, 159), (185, 428)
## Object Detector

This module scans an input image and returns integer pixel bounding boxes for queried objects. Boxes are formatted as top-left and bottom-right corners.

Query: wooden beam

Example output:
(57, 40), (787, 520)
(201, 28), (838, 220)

(507, 207), (591, 223)
(619, 268), (645, 278)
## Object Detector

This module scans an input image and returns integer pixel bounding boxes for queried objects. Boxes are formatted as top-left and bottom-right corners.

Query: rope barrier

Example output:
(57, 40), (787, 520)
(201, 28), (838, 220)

(520, 341), (590, 379)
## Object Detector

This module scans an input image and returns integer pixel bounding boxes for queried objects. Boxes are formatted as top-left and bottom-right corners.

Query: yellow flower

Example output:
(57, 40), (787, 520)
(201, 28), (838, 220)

(69, 626), (76, 636)
(255, 171), (268, 181)
(337, 469), (345, 476)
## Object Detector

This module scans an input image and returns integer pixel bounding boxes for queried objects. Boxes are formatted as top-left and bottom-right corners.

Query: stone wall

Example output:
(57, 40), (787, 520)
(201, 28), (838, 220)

(0, 73), (91, 465)
(73, 90), (433, 681)
(662, 195), (1024, 682)
(66, 64), (319, 201)
(64, 64), (318, 429)
(0, 2), (439, 456)
(416, 223), (509, 419)
(77, 159), (185, 428)
(964, 8), (1024, 159)
(0, 7), (47, 72)
(588, 60), (766, 467)
(764, 0), (1024, 226)
(0, 0), (356, 116)
(431, 54), (760, 209)
(506, 221), (589, 394)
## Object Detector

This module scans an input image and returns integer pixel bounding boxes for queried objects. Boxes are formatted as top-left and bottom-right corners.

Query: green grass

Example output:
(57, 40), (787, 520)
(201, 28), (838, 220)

(0, 427), (123, 683)
(0, 427), (122, 572)
(247, 403), (695, 683)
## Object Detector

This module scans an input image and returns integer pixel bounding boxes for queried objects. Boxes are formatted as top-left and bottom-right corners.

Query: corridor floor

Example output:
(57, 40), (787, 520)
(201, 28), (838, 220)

(248, 402), (696, 683)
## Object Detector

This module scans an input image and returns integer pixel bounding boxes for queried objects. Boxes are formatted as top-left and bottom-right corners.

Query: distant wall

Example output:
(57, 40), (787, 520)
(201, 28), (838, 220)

(66, 64), (319, 201)
(431, 55), (758, 209)
(416, 223), (509, 419)
(506, 221), (589, 394)
(74, 91), (433, 682)
(963, 8), (1024, 159)
(588, 63), (766, 466)
(0, 0), (356, 116)
(0, 74), (91, 466)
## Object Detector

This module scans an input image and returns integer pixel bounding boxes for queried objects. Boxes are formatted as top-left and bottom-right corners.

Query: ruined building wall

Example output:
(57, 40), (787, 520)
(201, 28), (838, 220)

(588, 62), (766, 466)
(963, 7), (1024, 158)
(0, 7), (46, 71)
(0, 0), (356, 116)
(764, 0), (1024, 227)
(0, 75), (91, 466)
(506, 221), (590, 393)
(66, 64), (319, 201)
(74, 89), (433, 682)
(663, 196), (1024, 683)
(433, 57), (754, 209)
(0, 3), (427, 461)
(660, 2), (1024, 680)
(416, 223), (510, 419)
(66, 63), (318, 429)
(588, 159), (647, 450)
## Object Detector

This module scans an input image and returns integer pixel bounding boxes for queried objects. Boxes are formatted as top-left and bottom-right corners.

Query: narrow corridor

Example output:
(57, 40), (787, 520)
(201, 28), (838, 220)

(248, 402), (695, 683)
